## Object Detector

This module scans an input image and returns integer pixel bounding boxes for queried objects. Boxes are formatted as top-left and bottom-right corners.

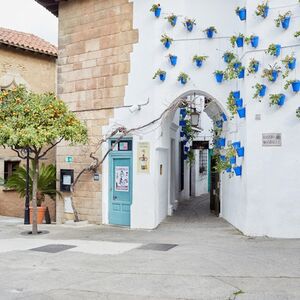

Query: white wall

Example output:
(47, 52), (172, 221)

(102, 0), (300, 237)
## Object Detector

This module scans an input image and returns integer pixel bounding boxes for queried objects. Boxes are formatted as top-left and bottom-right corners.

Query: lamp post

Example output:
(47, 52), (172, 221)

(190, 108), (200, 127)
(24, 147), (30, 225)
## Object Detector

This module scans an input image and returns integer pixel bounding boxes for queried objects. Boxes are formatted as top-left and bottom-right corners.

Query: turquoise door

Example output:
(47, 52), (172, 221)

(109, 154), (132, 226)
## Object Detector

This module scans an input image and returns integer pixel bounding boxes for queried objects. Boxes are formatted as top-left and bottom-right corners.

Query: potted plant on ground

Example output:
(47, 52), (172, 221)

(193, 55), (208, 67)
(177, 72), (190, 85)
(247, 59), (260, 75)
(253, 83), (267, 100)
(230, 34), (245, 48)
(214, 70), (225, 83)
(262, 64), (281, 82)
(183, 18), (196, 32)
(223, 51), (236, 64)
(265, 43), (281, 57)
(284, 79), (300, 92)
(203, 26), (217, 38)
(275, 11), (292, 30)
(255, 2), (269, 18)
(245, 35), (259, 48)
(236, 6), (247, 21)
(169, 54), (178, 66)
(5, 163), (60, 224)
(150, 4), (161, 18)
(269, 93), (286, 106)
(165, 14), (177, 26)
(153, 69), (166, 81)
(160, 34), (173, 49)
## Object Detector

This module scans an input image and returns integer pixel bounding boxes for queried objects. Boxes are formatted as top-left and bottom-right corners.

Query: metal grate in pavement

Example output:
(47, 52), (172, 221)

(30, 244), (76, 253)
(137, 243), (177, 251)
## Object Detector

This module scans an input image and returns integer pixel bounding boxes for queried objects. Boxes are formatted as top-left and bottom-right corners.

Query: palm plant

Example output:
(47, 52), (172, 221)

(5, 163), (60, 206)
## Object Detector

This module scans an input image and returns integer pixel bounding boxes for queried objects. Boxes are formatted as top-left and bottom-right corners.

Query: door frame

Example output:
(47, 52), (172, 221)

(108, 144), (133, 226)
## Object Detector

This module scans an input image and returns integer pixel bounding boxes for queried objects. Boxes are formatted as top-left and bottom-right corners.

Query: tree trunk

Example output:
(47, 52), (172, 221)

(31, 155), (39, 235)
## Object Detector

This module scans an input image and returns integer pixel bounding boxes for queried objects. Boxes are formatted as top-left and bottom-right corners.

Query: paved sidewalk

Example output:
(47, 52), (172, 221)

(0, 194), (299, 300)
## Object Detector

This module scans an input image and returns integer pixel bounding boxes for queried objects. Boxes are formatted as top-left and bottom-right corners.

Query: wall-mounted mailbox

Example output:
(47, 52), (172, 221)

(60, 169), (74, 192)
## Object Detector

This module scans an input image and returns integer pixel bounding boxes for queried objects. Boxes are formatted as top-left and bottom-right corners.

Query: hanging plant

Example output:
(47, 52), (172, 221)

(160, 34), (173, 49)
(150, 4), (161, 18)
(183, 18), (196, 32)
(294, 31), (300, 38)
(237, 107), (246, 118)
(213, 154), (232, 174)
(193, 55), (208, 67)
(275, 11), (292, 30)
(238, 67), (245, 79)
(203, 26), (217, 39)
(296, 107), (300, 119)
(165, 14), (178, 26)
(281, 54), (296, 78)
(262, 64), (281, 82)
(177, 72), (190, 85)
(222, 51), (236, 64)
(227, 92), (238, 117)
(284, 80), (300, 92)
(225, 60), (243, 80)
(230, 34), (244, 48)
(269, 93), (286, 106)
(214, 70), (225, 83)
(235, 6), (247, 21)
(253, 83), (267, 100)
(153, 69), (166, 81)
(265, 44), (281, 57)
(245, 35), (259, 48)
(169, 54), (178, 66)
(247, 59), (260, 75)
(255, 2), (269, 18)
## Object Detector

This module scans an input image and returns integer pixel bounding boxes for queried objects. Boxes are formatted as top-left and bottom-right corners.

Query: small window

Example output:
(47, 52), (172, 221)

(4, 161), (20, 182)
(199, 150), (208, 175)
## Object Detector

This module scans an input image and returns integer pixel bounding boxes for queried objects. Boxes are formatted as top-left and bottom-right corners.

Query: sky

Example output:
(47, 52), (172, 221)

(0, 0), (58, 46)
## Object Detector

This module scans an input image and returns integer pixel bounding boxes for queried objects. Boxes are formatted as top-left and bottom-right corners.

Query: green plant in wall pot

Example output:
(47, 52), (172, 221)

(222, 51), (237, 64)
(160, 34), (173, 48)
(203, 26), (217, 38)
(150, 4), (161, 17)
(213, 155), (231, 174)
(165, 14), (178, 27)
(265, 43), (281, 57)
(255, 2), (269, 18)
(296, 107), (300, 119)
(225, 60), (242, 80)
(262, 64), (281, 82)
(253, 83), (267, 101)
(281, 53), (296, 78)
(284, 79), (300, 92)
(269, 93), (286, 107)
(226, 145), (236, 161)
(230, 33), (244, 48)
(274, 11), (292, 29)
(193, 55), (208, 67)
(294, 31), (300, 38)
(247, 58), (260, 75)
(177, 72), (190, 85)
(153, 69), (166, 81)
(227, 92), (238, 118)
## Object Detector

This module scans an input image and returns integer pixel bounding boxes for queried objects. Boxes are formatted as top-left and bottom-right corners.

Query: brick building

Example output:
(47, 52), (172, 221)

(0, 27), (57, 220)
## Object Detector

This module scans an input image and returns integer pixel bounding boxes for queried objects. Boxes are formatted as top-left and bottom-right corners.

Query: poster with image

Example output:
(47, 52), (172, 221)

(115, 166), (129, 192)
(137, 142), (150, 173)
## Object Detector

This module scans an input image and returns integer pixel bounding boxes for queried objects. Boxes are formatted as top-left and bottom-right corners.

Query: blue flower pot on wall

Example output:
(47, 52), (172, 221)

(179, 119), (186, 126)
(180, 108), (187, 118)
(216, 120), (223, 128)
(154, 7), (161, 18)
(169, 55), (177, 66)
(232, 142), (241, 149)
(238, 68), (245, 79)
(253, 62), (259, 73)
(220, 155), (226, 162)
(221, 113), (227, 121)
(180, 131), (185, 138)
(292, 81), (300, 92)
(259, 85), (267, 97)
(186, 22), (193, 32)
(278, 94), (286, 106)
(224, 54), (231, 63)
(237, 107), (246, 118)
(288, 58), (296, 70)
(230, 156), (236, 164)
(218, 138), (226, 147)
(251, 36), (259, 48)
(263, 6), (269, 18)
(226, 167), (232, 173)
(184, 146), (190, 152)
(234, 166), (242, 176)
(170, 16), (177, 26)
(195, 59), (203, 67)
(236, 147), (245, 157)
(233, 62), (241, 70)
(206, 29), (214, 38)
(235, 98), (243, 108)
(281, 16), (291, 29)
(271, 70), (279, 82)
(238, 8), (247, 21)
(159, 73), (166, 81)
(180, 77), (187, 85)
(236, 37), (244, 48)
(215, 73), (224, 83)
(275, 45), (281, 57)
(232, 91), (240, 99)
(164, 40), (171, 49)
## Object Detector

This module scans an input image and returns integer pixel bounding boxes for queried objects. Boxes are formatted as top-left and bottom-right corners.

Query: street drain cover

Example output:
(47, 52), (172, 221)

(30, 244), (76, 253)
(138, 243), (177, 251)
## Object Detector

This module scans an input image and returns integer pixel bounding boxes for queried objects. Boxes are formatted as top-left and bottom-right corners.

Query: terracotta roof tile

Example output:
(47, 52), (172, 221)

(0, 27), (57, 57)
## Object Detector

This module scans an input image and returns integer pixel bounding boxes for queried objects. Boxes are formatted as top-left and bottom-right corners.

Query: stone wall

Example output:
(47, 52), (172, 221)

(0, 47), (56, 220)
(56, 0), (138, 223)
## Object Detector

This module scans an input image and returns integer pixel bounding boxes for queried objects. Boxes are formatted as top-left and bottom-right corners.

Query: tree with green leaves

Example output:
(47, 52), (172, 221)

(0, 85), (87, 234)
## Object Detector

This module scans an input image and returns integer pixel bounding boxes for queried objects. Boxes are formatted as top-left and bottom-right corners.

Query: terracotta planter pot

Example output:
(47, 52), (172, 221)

(30, 206), (46, 224)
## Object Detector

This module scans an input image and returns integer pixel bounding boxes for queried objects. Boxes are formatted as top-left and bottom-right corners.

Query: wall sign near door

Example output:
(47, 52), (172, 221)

(262, 133), (282, 147)
(115, 166), (129, 192)
(137, 142), (150, 173)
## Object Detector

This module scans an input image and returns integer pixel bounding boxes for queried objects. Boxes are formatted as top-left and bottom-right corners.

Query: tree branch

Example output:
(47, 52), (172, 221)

(11, 148), (27, 160)
(38, 137), (64, 159)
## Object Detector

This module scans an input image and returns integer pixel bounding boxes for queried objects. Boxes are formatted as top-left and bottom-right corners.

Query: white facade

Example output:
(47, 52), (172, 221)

(102, 0), (300, 238)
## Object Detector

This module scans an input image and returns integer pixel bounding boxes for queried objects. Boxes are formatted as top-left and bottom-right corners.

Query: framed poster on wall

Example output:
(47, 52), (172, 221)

(137, 142), (150, 173)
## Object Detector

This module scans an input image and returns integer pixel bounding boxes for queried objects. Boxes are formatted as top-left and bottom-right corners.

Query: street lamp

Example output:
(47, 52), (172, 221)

(190, 108), (200, 127)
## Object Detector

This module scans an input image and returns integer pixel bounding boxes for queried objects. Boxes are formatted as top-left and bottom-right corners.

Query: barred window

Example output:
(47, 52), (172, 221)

(199, 150), (208, 175)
